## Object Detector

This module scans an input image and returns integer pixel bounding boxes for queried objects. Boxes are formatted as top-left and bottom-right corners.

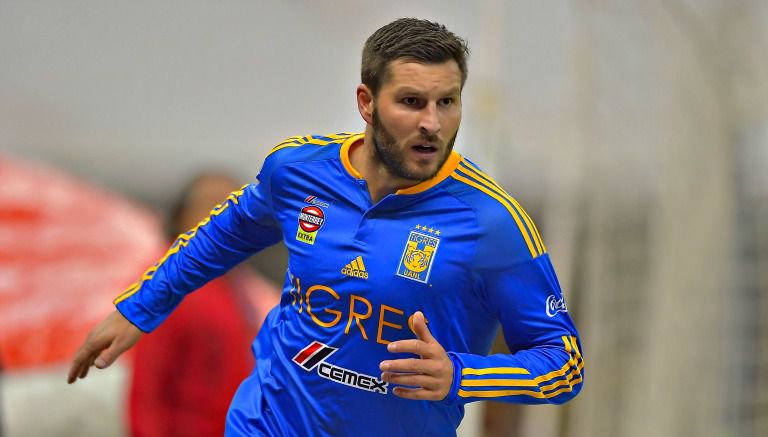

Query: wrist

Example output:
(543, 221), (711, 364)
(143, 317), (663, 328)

(441, 352), (463, 405)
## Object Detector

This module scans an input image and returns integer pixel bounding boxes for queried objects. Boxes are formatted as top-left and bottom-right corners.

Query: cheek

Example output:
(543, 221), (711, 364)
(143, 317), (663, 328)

(380, 108), (420, 137)
(443, 108), (462, 131)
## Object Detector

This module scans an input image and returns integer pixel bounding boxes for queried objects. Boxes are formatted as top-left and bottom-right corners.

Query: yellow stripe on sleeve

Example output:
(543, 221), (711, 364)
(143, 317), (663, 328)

(269, 135), (303, 152)
(451, 169), (539, 258)
(539, 370), (582, 392)
(462, 367), (530, 376)
(525, 337), (582, 385)
(569, 335), (582, 359)
(267, 133), (357, 157)
(461, 367), (582, 390)
(458, 161), (546, 255)
(460, 355), (583, 391)
(458, 376), (582, 399)
(512, 199), (546, 254)
(113, 187), (247, 305)
(459, 336), (583, 400)
(458, 388), (552, 399)
(461, 378), (540, 387)
(459, 160), (545, 252)
(325, 132), (357, 140)
(268, 142), (302, 156)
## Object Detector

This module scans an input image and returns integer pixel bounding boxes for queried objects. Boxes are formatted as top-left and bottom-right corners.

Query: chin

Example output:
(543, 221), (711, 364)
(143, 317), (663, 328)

(408, 165), (441, 182)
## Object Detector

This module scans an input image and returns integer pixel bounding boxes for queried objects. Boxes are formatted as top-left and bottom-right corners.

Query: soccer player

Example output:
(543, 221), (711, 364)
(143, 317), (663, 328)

(68, 18), (584, 436)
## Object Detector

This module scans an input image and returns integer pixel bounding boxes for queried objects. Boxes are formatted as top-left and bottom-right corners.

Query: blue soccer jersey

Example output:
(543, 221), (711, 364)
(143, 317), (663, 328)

(115, 132), (584, 436)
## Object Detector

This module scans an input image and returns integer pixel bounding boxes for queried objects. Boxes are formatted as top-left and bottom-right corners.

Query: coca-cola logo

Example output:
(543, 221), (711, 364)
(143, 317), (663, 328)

(545, 294), (568, 317)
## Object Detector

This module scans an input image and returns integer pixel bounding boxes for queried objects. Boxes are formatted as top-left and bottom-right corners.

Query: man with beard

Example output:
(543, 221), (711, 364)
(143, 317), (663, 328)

(69, 18), (583, 436)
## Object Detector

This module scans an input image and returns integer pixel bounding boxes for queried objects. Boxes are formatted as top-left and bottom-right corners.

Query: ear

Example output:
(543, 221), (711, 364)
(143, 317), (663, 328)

(356, 84), (374, 125)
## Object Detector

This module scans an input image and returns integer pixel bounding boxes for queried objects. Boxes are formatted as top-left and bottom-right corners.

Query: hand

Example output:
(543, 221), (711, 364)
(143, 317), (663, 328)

(67, 310), (143, 384)
(379, 311), (454, 401)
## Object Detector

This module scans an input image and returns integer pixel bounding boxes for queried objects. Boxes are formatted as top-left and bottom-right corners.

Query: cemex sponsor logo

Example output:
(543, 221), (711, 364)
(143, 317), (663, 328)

(546, 294), (568, 317)
(304, 195), (330, 208)
(292, 341), (388, 394)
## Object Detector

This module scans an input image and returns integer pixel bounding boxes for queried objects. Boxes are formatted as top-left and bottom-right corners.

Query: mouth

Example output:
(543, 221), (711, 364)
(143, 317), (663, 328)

(411, 144), (438, 155)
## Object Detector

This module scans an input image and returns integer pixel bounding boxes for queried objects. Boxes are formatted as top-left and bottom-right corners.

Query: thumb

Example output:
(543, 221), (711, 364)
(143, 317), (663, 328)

(95, 331), (140, 369)
(411, 311), (434, 343)
(94, 340), (121, 369)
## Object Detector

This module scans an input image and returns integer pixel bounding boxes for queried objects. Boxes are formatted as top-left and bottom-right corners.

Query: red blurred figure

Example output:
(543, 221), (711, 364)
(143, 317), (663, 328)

(128, 172), (278, 437)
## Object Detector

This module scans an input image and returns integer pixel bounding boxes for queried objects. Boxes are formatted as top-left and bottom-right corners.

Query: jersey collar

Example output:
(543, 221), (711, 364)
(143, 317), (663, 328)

(340, 133), (461, 196)
(340, 133), (365, 179)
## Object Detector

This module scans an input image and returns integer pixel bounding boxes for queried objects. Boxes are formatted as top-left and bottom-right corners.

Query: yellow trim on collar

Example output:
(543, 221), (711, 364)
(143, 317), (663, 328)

(396, 151), (462, 195)
(340, 133), (365, 179)
(340, 133), (461, 195)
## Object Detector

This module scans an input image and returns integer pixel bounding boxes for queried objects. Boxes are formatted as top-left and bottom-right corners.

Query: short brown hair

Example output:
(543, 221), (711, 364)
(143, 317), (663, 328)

(361, 18), (470, 96)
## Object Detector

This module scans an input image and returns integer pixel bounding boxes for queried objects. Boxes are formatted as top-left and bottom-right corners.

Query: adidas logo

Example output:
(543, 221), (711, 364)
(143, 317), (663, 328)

(341, 256), (369, 279)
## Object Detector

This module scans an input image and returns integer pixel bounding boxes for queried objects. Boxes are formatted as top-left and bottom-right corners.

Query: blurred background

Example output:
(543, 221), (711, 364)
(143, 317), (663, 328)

(1, 1), (767, 436)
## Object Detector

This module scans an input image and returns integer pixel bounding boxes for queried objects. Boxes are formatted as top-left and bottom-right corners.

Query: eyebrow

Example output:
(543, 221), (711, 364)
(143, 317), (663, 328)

(394, 86), (461, 96)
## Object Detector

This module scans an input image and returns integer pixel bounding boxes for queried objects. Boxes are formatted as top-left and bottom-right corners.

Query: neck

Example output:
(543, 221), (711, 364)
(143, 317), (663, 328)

(349, 129), (415, 203)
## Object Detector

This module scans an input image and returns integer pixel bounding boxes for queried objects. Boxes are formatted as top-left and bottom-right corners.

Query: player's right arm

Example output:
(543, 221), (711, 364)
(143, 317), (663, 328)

(68, 149), (285, 384)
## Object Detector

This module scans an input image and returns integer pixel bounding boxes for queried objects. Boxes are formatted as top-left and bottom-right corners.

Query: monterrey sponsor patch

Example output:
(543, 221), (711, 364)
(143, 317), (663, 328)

(296, 205), (325, 245)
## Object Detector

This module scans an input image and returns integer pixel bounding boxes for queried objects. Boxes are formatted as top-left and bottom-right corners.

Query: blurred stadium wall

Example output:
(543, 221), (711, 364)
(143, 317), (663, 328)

(1, 1), (767, 436)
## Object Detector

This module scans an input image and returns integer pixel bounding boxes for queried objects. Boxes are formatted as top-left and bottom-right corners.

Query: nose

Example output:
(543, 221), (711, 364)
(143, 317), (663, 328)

(419, 103), (441, 137)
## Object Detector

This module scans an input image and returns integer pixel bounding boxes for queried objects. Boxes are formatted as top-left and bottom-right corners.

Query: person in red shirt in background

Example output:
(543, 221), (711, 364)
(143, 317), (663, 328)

(128, 171), (279, 437)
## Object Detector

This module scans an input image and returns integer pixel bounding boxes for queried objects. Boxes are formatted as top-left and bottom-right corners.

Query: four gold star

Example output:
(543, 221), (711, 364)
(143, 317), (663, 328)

(414, 224), (441, 235)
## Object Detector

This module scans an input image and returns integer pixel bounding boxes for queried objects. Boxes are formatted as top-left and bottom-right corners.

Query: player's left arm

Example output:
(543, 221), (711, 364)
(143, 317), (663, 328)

(381, 187), (584, 404)
(447, 253), (584, 405)
(380, 254), (583, 405)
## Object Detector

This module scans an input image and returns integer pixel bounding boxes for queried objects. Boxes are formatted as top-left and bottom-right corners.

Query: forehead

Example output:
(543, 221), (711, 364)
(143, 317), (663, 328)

(381, 59), (462, 93)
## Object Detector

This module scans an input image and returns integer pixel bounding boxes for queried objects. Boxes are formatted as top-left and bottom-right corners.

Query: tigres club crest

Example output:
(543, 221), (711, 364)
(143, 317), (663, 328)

(396, 226), (440, 284)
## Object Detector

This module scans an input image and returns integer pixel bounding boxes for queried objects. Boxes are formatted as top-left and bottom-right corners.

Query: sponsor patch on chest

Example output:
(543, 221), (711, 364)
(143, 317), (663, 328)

(293, 341), (388, 394)
(296, 205), (325, 245)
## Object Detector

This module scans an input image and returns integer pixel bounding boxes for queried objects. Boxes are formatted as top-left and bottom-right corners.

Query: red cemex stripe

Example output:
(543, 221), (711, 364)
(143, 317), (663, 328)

(293, 341), (323, 365)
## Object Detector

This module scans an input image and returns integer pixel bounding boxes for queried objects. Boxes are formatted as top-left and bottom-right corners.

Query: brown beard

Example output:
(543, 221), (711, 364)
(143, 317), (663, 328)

(371, 107), (457, 182)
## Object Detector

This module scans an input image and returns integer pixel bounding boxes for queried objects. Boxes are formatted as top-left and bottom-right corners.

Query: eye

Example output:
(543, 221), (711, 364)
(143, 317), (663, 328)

(438, 97), (454, 106)
(402, 97), (419, 106)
